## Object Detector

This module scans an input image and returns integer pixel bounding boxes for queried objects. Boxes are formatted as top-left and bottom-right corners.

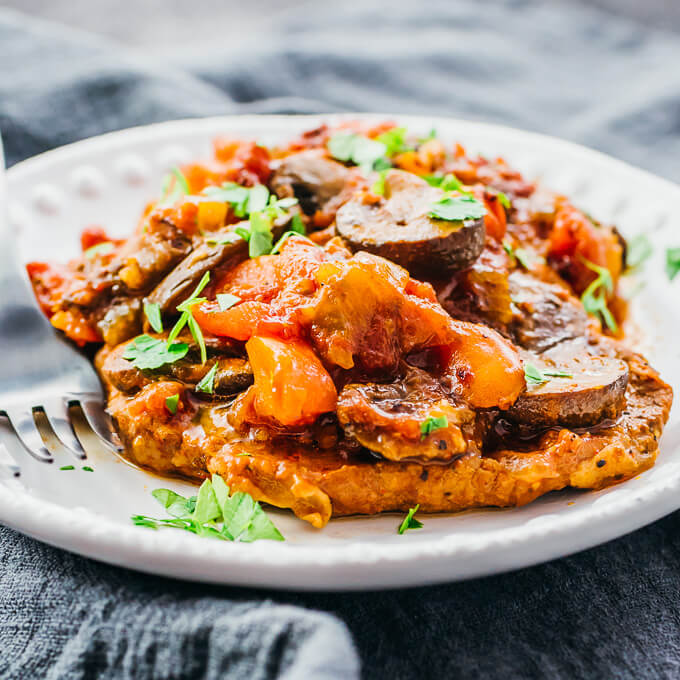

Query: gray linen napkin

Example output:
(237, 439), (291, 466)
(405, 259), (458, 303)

(2, 2), (680, 678)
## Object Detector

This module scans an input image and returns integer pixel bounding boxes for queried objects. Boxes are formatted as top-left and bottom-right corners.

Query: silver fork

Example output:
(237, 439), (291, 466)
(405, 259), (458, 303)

(0, 135), (120, 472)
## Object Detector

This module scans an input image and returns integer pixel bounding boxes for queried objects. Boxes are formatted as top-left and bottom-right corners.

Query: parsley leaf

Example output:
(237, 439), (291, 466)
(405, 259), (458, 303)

(514, 247), (545, 271)
(496, 192), (511, 210)
(398, 505), (423, 534)
(327, 132), (390, 173)
(216, 293), (241, 311)
(196, 363), (218, 394)
(167, 271), (211, 364)
(376, 127), (412, 156)
(524, 363), (573, 385)
(420, 415), (448, 440)
(143, 301), (163, 333)
(424, 173), (465, 193)
(428, 195), (486, 222)
(60, 465), (75, 471)
(270, 230), (315, 255)
(580, 258), (618, 332)
(133, 475), (284, 542)
(165, 394), (180, 414)
(159, 167), (190, 208)
(666, 247), (680, 281)
(205, 232), (243, 246)
(524, 362), (546, 385)
(626, 234), (652, 269)
(247, 211), (274, 257)
(371, 168), (390, 196)
(84, 242), (114, 259)
(122, 335), (189, 370)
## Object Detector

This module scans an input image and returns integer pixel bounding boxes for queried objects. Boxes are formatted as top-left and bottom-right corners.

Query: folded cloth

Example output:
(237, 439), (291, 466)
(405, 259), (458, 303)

(2, 2), (680, 679)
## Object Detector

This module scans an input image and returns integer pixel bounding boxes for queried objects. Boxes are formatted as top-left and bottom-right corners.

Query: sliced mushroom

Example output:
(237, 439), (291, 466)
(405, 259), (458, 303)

(509, 271), (590, 353)
(507, 354), (629, 428)
(98, 336), (252, 396)
(336, 170), (485, 275)
(148, 213), (293, 314)
(337, 366), (477, 462)
(271, 150), (351, 216)
(96, 298), (142, 347)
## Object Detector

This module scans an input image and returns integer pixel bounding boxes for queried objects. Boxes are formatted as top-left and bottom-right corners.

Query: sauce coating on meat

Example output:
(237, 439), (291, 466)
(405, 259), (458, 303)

(31, 121), (673, 528)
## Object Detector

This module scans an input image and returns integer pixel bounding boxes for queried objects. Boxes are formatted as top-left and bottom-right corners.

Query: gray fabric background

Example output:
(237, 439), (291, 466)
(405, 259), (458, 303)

(1, 1), (680, 678)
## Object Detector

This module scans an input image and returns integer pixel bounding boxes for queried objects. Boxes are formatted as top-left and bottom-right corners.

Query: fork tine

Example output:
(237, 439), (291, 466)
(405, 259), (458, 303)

(41, 399), (86, 459)
(79, 399), (122, 452)
(2, 408), (53, 462)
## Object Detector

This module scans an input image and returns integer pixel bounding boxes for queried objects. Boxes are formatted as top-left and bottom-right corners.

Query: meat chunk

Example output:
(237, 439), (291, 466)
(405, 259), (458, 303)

(508, 353), (629, 427)
(336, 170), (485, 275)
(337, 367), (477, 462)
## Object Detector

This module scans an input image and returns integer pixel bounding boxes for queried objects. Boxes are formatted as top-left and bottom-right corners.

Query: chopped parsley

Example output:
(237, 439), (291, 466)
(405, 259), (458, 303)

(580, 258), (618, 333)
(418, 128), (437, 144)
(143, 301), (163, 333)
(428, 194), (486, 222)
(195, 363), (218, 394)
(502, 240), (545, 271)
(82, 466), (94, 472)
(524, 362), (572, 385)
(271, 230), (313, 255)
(202, 182), (298, 223)
(375, 127), (412, 156)
(165, 394), (180, 415)
(205, 232), (243, 247)
(167, 271), (211, 364)
(398, 505), (423, 534)
(122, 335), (189, 370)
(666, 247), (680, 281)
(327, 132), (390, 173)
(626, 234), (652, 270)
(371, 168), (390, 196)
(158, 167), (190, 208)
(84, 242), (114, 259)
(216, 293), (241, 311)
(132, 475), (284, 542)
(247, 211), (274, 257)
(420, 415), (448, 440)
(496, 192), (511, 210)
(424, 173), (465, 193)
(59, 465), (75, 471)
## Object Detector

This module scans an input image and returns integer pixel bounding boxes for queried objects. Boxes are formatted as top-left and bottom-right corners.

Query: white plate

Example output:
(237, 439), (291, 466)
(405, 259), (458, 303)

(2, 114), (679, 591)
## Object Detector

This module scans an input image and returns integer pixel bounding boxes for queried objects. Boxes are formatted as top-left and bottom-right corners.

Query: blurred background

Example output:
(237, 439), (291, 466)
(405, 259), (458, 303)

(4, 0), (680, 56)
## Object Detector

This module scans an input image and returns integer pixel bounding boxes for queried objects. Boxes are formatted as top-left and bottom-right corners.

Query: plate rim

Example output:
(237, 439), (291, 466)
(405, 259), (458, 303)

(3, 112), (679, 591)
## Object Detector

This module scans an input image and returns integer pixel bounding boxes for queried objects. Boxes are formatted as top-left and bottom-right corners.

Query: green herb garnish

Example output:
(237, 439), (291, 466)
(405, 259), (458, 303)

(497, 192), (511, 210)
(665, 247), (680, 281)
(371, 168), (390, 196)
(247, 211), (274, 258)
(580, 258), (618, 332)
(165, 394), (180, 414)
(216, 293), (241, 311)
(84, 242), (114, 259)
(132, 475), (284, 542)
(524, 362), (572, 385)
(418, 128), (437, 144)
(514, 247), (545, 271)
(420, 415), (448, 440)
(327, 132), (390, 173)
(60, 465), (75, 471)
(626, 234), (652, 269)
(143, 301), (163, 333)
(122, 335), (189, 370)
(428, 194), (486, 222)
(398, 505), (423, 534)
(375, 127), (412, 156)
(167, 271), (211, 364)
(205, 232), (243, 246)
(158, 167), (190, 208)
(196, 363), (218, 394)
(424, 173), (465, 193)
(82, 466), (94, 472)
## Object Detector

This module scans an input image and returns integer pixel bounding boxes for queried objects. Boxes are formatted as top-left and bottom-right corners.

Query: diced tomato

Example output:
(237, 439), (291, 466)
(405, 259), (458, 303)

(483, 193), (507, 241)
(444, 321), (525, 410)
(246, 336), (337, 426)
(549, 203), (623, 294)
(50, 310), (101, 346)
(26, 262), (66, 316)
(193, 300), (270, 341)
(80, 226), (113, 251)
(126, 382), (186, 419)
